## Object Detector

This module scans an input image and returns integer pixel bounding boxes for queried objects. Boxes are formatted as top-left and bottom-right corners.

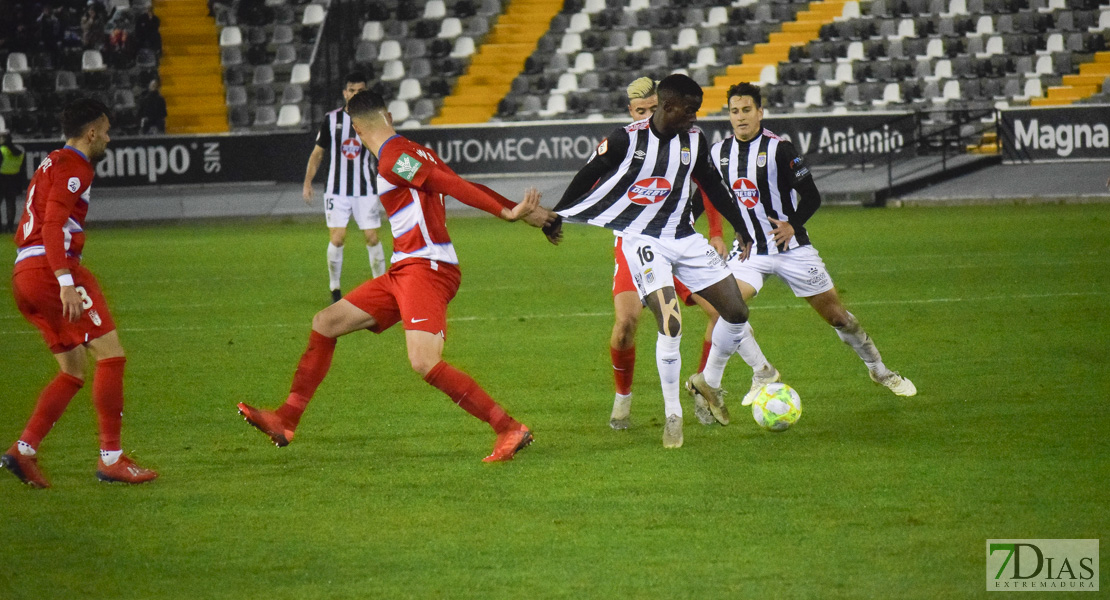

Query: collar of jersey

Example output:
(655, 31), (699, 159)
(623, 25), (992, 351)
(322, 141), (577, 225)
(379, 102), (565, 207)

(64, 145), (90, 163)
(735, 131), (763, 147)
(378, 134), (402, 158)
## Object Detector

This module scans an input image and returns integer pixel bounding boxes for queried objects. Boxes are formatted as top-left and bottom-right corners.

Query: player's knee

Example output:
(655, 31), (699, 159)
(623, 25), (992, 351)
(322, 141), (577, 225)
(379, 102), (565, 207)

(829, 310), (857, 331)
(311, 310), (342, 337)
(612, 315), (638, 345)
(408, 353), (438, 376)
(365, 230), (380, 246)
(719, 302), (749, 324)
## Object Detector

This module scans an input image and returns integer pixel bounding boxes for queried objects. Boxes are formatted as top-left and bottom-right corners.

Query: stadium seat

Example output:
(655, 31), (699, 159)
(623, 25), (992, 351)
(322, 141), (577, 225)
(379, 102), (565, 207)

(558, 33), (582, 54)
(625, 30), (651, 52)
(554, 73), (578, 94)
(227, 86), (248, 106)
(253, 65), (276, 85)
(302, 4), (325, 27)
(112, 89), (137, 110)
(290, 63), (311, 84)
(397, 78), (421, 101)
(424, 0), (446, 19)
(388, 99), (410, 121)
(672, 28), (699, 50)
(254, 106), (277, 127)
(690, 47), (717, 69)
(570, 52), (594, 74)
(281, 84), (304, 104)
(254, 84), (276, 105)
(362, 22), (384, 42)
(229, 106), (251, 129)
(438, 17), (462, 39)
(538, 94), (567, 117)
(273, 45), (297, 67)
(450, 37), (475, 58)
(381, 60), (404, 81)
(567, 13), (590, 34)
(6, 53), (29, 74)
(411, 98), (436, 121)
(220, 26), (243, 47)
(272, 25), (295, 45)
(277, 104), (302, 126)
(55, 71), (78, 93)
(222, 46), (244, 67)
(82, 50), (106, 72)
(379, 40), (402, 61)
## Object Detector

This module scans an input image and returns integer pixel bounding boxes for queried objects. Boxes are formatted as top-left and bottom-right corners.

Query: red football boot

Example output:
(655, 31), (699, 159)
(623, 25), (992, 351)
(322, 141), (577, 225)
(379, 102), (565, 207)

(96, 454), (158, 484)
(237, 402), (295, 447)
(2, 444), (50, 488)
(482, 425), (533, 463)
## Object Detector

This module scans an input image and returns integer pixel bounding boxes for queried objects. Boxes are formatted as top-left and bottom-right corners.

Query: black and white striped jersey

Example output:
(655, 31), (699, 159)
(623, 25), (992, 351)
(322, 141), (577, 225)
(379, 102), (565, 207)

(554, 118), (748, 241)
(709, 129), (821, 256)
(315, 108), (378, 199)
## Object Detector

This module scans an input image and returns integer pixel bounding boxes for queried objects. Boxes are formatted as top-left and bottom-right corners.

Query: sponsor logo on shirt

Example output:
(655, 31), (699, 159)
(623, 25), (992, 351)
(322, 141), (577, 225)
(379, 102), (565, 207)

(340, 138), (362, 160)
(392, 153), (423, 182)
(732, 177), (759, 208)
(791, 157), (811, 179)
(634, 150), (646, 160)
(597, 139), (609, 155)
(626, 177), (671, 205)
(67, 177), (81, 193)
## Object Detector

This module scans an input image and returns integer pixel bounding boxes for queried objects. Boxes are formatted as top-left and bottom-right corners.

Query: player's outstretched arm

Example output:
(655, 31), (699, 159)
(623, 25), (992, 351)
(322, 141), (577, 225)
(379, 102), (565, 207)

(469, 181), (560, 244)
(501, 187), (540, 222)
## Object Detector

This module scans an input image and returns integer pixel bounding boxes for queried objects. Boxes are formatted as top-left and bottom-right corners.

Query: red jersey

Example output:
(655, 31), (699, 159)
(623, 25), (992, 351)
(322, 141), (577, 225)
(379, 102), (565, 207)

(375, 134), (509, 266)
(14, 146), (94, 273)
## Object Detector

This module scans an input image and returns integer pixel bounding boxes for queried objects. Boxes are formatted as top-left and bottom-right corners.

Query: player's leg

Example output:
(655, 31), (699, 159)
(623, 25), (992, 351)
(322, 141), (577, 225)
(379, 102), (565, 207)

(688, 292), (719, 372)
(355, 195), (387, 278)
(238, 288), (385, 447)
(643, 287), (685, 448)
(84, 330), (158, 483)
(805, 289), (916, 396)
(2, 347), (86, 489)
(609, 239), (641, 429)
(327, 226), (347, 302)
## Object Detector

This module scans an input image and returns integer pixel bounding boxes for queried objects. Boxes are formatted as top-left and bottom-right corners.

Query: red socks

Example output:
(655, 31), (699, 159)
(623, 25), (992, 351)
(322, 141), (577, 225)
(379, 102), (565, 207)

(424, 361), (517, 433)
(698, 340), (713, 373)
(276, 330), (336, 427)
(19, 372), (84, 449)
(92, 357), (126, 451)
(610, 346), (635, 396)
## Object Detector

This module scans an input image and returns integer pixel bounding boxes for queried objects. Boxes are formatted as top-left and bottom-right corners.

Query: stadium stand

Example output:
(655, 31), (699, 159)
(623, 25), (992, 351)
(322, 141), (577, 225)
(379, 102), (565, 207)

(0, 0), (163, 138)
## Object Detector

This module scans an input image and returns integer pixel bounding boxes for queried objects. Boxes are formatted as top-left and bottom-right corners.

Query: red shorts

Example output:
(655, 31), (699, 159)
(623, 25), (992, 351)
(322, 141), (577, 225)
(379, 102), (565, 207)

(612, 236), (696, 306)
(345, 258), (461, 338)
(12, 261), (117, 353)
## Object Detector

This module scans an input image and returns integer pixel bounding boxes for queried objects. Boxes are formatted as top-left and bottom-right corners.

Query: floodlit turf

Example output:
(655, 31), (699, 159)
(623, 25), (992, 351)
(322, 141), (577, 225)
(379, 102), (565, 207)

(0, 204), (1106, 599)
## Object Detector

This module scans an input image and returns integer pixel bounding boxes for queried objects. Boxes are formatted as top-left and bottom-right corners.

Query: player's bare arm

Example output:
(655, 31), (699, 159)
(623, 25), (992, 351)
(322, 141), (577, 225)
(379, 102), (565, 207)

(54, 269), (82, 323)
(302, 146), (325, 204)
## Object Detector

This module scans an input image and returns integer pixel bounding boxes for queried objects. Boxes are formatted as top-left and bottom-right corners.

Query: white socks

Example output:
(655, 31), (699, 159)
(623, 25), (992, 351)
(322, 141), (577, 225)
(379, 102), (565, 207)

(327, 243), (343, 291)
(834, 312), (892, 378)
(100, 449), (122, 465)
(703, 319), (772, 388)
(17, 440), (35, 456)
(656, 333), (682, 418)
(367, 243), (386, 278)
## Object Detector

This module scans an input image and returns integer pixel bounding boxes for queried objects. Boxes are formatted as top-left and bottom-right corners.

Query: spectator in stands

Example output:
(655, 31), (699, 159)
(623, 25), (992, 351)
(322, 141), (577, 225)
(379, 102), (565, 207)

(106, 26), (134, 68)
(0, 130), (26, 234)
(138, 78), (167, 135)
(81, 3), (107, 50)
(36, 5), (63, 61)
(134, 6), (161, 54)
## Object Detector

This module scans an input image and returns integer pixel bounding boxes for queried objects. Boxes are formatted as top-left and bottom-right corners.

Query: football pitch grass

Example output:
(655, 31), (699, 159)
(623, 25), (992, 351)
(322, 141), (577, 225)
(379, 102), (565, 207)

(1, 203), (1106, 599)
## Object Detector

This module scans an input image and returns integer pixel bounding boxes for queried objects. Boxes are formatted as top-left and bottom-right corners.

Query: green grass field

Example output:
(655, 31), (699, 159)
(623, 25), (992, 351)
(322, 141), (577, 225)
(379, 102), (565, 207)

(1, 204), (1106, 599)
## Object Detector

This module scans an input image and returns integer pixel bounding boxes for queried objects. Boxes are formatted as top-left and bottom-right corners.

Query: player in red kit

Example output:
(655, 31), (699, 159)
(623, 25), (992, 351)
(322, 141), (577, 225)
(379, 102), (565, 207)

(2, 98), (158, 488)
(237, 90), (560, 462)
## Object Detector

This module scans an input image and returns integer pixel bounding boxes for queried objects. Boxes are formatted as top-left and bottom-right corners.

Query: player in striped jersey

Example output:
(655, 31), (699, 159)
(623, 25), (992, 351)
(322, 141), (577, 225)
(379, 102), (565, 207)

(607, 77), (726, 432)
(555, 74), (781, 448)
(239, 90), (560, 463)
(303, 72), (387, 303)
(708, 82), (916, 399)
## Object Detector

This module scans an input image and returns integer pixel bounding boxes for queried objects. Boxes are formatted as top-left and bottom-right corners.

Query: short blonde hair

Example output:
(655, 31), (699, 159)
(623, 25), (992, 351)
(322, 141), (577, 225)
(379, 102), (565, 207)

(626, 77), (657, 101)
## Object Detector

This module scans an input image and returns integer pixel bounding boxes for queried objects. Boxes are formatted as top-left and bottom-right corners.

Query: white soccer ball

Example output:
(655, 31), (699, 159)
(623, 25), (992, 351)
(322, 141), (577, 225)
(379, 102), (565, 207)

(750, 382), (802, 432)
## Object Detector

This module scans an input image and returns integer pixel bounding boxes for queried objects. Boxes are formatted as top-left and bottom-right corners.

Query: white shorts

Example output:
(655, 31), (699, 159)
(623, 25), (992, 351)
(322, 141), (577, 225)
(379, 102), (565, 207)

(324, 194), (383, 230)
(727, 243), (835, 298)
(620, 232), (731, 300)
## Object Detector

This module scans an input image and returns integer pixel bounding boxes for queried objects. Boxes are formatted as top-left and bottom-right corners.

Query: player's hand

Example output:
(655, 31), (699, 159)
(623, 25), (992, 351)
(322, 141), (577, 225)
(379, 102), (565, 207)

(59, 285), (82, 323)
(542, 214), (563, 245)
(768, 217), (795, 249)
(503, 187), (540, 222)
(709, 235), (727, 257)
(734, 234), (753, 262)
(302, 183), (315, 205)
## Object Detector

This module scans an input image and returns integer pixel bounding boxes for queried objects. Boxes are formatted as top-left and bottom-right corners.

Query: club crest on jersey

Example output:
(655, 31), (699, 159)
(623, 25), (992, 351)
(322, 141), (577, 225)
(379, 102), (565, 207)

(680, 147), (691, 165)
(340, 138), (362, 160)
(644, 268), (655, 284)
(732, 177), (759, 208)
(67, 177), (81, 193)
(757, 153), (767, 168)
(392, 153), (423, 182)
(626, 177), (671, 205)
